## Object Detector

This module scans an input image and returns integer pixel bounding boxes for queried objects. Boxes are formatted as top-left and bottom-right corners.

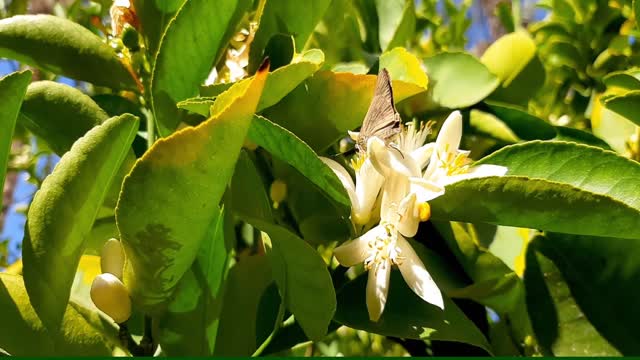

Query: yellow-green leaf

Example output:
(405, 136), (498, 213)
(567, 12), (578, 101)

(117, 62), (269, 315)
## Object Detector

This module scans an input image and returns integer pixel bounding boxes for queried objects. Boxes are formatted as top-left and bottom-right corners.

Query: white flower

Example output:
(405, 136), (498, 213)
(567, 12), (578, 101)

(332, 124), (445, 322)
(333, 192), (444, 321)
(423, 111), (508, 185)
(321, 139), (385, 226)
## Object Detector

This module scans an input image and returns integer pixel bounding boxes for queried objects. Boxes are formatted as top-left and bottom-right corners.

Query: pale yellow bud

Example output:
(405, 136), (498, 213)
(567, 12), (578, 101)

(90, 273), (132, 324)
(270, 179), (287, 209)
(100, 238), (125, 280)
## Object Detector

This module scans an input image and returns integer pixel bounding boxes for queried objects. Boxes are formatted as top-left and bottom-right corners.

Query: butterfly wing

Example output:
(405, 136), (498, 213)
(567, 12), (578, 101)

(357, 68), (401, 152)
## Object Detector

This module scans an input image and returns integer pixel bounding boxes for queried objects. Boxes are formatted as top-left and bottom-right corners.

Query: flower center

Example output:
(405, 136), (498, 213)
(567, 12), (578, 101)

(350, 153), (366, 171)
(438, 150), (470, 176)
(364, 223), (404, 273)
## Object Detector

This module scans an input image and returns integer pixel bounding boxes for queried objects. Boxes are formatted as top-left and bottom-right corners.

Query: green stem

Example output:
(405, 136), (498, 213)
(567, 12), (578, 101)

(251, 296), (286, 357)
(146, 108), (156, 149)
(512, 0), (522, 30)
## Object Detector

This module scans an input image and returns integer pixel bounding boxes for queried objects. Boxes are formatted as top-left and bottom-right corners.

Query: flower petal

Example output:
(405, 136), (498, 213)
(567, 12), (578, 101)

(368, 137), (419, 178)
(396, 237), (444, 310)
(441, 164), (508, 186)
(353, 158), (384, 224)
(423, 111), (463, 179)
(366, 260), (391, 322)
(320, 157), (356, 199)
(410, 142), (435, 171)
(348, 130), (360, 142)
(397, 193), (419, 238)
(333, 226), (382, 267)
(409, 177), (445, 203)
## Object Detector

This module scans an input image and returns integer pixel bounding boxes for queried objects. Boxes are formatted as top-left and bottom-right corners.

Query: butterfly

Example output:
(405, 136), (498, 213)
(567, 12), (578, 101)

(353, 68), (401, 154)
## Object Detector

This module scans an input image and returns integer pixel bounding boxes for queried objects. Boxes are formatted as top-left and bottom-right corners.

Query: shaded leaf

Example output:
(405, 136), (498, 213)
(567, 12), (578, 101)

(248, 0), (331, 72)
(250, 218), (336, 342)
(335, 271), (491, 353)
(524, 239), (620, 356)
(132, 0), (185, 59)
(248, 115), (349, 207)
(158, 207), (229, 356)
(536, 233), (640, 355)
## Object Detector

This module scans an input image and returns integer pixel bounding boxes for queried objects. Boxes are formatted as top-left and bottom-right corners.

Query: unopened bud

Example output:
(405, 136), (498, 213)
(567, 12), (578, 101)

(90, 273), (132, 323)
(270, 179), (287, 209)
(101, 238), (125, 280)
(418, 202), (431, 222)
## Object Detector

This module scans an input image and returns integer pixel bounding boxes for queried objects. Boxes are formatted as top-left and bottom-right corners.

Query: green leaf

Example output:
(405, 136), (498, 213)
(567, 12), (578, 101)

(592, 94), (636, 153)
(248, 0), (331, 72)
(420, 52), (499, 110)
(481, 31), (536, 86)
(117, 64), (268, 314)
(22, 114), (139, 331)
(262, 70), (425, 151)
(158, 207), (229, 356)
(0, 70), (31, 211)
(469, 109), (519, 143)
(230, 150), (273, 221)
(429, 174), (640, 238)
(524, 239), (620, 356)
(248, 115), (350, 207)
(18, 81), (137, 208)
(478, 141), (640, 212)
(553, 126), (612, 150)
(485, 101), (556, 141)
(635, 0), (640, 30)
(334, 271), (491, 353)
(602, 90), (640, 126)
(0, 274), (112, 356)
(535, 232), (640, 355)
(376, 0), (415, 51)
(132, 0), (185, 59)
(0, 15), (135, 89)
(434, 222), (524, 314)
(191, 49), (326, 116)
(602, 71), (640, 91)
(151, 0), (251, 137)
(250, 218), (336, 342)
(19, 81), (108, 155)
(214, 255), (274, 356)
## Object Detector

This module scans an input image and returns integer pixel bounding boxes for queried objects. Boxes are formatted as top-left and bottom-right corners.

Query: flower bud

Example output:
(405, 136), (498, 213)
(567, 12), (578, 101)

(101, 238), (125, 280)
(270, 179), (287, 209)
(90, 273), (132, 323)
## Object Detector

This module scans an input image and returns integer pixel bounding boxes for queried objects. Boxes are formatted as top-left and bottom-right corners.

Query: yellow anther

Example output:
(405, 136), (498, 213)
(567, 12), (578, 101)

(418, 202), (431, 222)
(350, 154), (366, 171)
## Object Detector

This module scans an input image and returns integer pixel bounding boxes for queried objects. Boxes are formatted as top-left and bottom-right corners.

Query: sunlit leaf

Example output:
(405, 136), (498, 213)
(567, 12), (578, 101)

(151, 0), (251, 136)
(22, 114), (139, 331)
(117, 63), (268, 314)
(0, 70), (31, 211)
(0, 15), (134, 89)
(0, 273), (113, 356)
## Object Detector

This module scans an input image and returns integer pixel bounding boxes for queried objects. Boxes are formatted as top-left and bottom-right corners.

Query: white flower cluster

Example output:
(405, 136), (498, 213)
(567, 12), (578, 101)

(322, 111), (507, 322)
